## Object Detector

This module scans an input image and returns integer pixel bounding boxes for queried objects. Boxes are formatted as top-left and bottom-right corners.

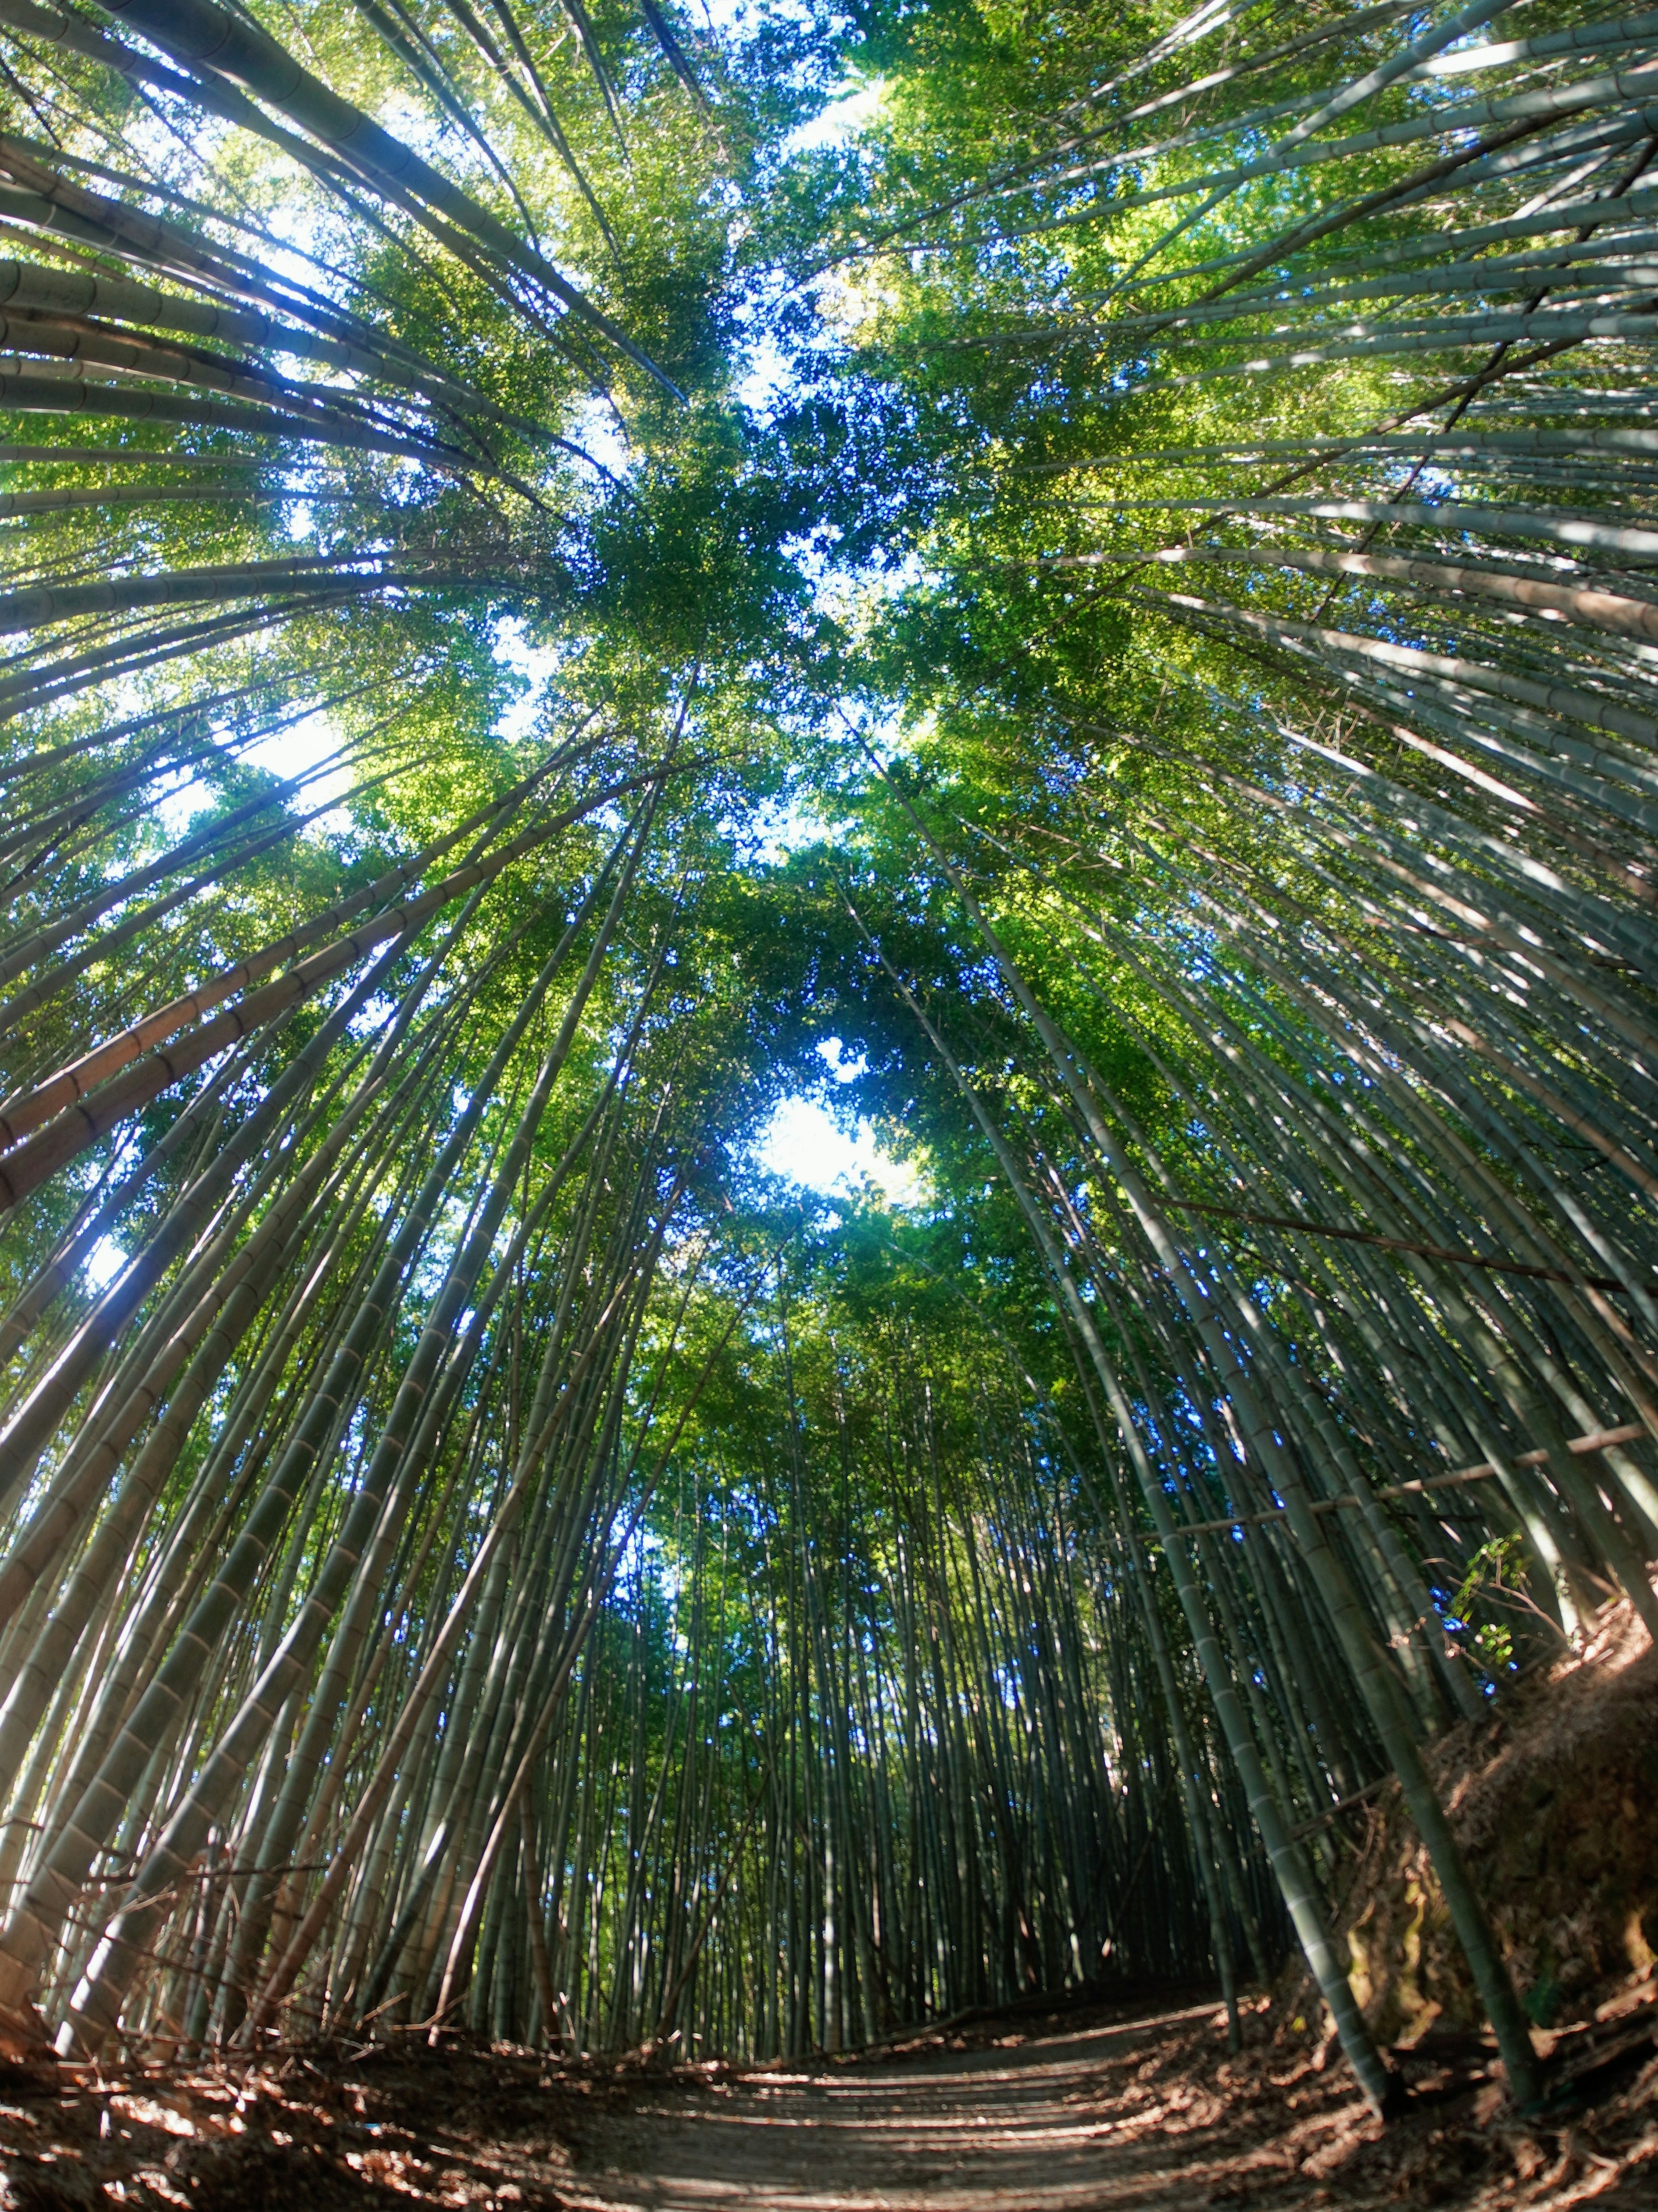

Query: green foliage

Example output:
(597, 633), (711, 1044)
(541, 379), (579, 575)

(1449, 1536), (1528, 1677)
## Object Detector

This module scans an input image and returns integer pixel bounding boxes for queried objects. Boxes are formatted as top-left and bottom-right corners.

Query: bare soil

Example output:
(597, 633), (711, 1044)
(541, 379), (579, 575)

(1332, 1597), (1658, 2045)
(0, 1983), (1652, 2211)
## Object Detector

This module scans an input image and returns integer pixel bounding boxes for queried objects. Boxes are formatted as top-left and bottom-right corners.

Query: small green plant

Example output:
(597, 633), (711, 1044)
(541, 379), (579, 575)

(1450, 1537), (1528, 1675)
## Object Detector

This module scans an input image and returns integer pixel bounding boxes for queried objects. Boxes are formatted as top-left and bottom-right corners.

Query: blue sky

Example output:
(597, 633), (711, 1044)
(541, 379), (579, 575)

(756, 1039), (925, 1203)
(756, 1093), (922, 1201)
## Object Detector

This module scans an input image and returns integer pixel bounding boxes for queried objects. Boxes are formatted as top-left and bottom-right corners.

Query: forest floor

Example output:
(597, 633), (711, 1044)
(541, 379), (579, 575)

(0, 1979), (1653, 2212)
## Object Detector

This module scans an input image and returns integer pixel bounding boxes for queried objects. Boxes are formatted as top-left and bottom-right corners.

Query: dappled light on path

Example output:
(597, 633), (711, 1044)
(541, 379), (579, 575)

(559, 1996), (1656, 2212)
(0, 1987), (1653, 2206)
(570, 2003), (1292, 2210)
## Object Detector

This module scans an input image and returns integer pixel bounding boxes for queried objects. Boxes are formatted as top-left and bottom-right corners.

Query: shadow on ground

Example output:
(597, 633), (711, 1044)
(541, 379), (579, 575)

(0, 1979), (1652, 2211)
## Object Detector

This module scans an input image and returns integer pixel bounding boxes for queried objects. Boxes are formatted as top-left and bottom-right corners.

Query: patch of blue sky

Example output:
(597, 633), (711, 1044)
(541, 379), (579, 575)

(754, 1038), (928, 1205)
(734, 329), (796, 420)
(83, 1235), (127, 1294)
(492, 616), (566, 744)
(780, 77), (885, 158)
(728, 253), (851, 423)
(756, 1094), (926, 1203)
(565, 401), (637, 491)
(174, 145), (341, 304)
(699, 0), (853, 53)
(718, 700), (901, 863)
(245, 709), (354, 801)
(380, 92), (468, 178)
(149, 702), (356, 842)
(721, 51), (887, 415)
(735, 789), (820, 862)
(151, 760), (209, 842)
(832, 697), (912, 769)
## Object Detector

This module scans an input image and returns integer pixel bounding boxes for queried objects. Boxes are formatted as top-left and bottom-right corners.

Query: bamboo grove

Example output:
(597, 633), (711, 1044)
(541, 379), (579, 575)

(0, 0), (1646, 2121)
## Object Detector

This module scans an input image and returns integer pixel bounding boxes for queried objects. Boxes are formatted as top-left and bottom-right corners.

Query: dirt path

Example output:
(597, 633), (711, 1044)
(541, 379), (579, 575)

(560, 2000), (1326, 2211)
(0, 1989), (1652, 2209)
(552, 1991), (1658, 2212)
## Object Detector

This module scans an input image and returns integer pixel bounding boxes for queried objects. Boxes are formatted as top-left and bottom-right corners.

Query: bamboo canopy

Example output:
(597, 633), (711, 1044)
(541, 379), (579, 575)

(0, 0), (1649, 2120)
